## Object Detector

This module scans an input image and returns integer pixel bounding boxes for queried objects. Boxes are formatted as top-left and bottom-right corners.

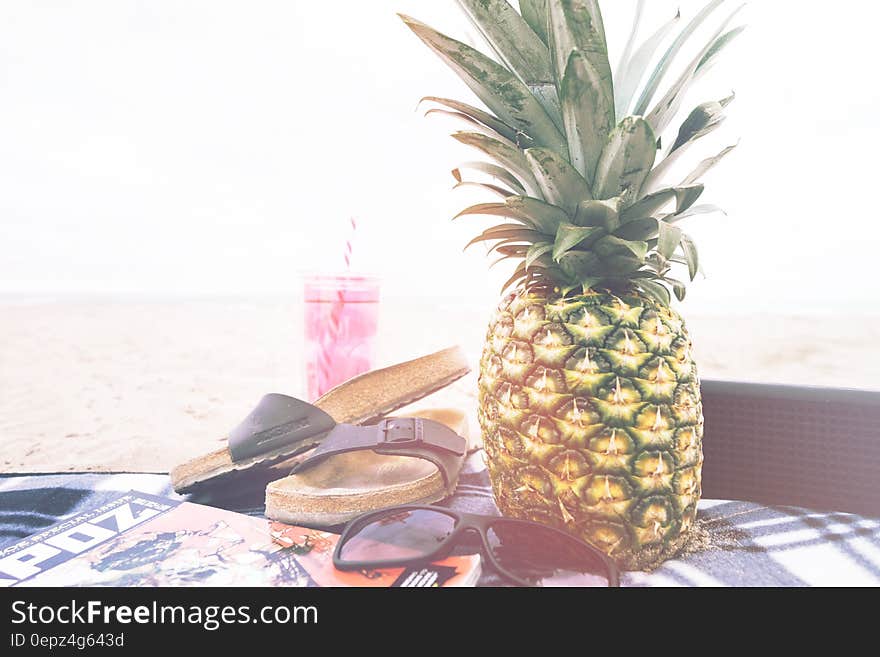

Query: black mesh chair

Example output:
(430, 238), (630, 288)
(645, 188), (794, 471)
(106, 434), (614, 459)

(700, 380), (880, 516)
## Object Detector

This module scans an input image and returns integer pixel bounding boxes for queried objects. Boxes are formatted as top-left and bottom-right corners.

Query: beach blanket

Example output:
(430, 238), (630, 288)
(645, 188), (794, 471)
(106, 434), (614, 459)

(2, 457), (879, 586)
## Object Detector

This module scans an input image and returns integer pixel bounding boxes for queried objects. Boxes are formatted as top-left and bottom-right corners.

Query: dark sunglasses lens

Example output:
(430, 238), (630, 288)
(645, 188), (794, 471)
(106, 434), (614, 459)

(338, 509), (457, 564)
(487, 521), (610, 586)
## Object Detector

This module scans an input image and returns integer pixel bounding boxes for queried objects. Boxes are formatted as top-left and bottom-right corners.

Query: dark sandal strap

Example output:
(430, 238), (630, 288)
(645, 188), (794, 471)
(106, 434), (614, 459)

(289, 418), (467, 493)
(228, 394), (337, 462)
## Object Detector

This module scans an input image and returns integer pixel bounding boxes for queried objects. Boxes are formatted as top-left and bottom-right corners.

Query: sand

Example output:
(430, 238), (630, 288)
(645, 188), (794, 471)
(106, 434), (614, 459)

(1, 297), (877, 473)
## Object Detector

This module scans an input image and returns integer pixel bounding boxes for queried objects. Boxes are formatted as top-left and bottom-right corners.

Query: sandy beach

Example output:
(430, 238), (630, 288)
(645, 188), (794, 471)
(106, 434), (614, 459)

(2, 297), (878, 473)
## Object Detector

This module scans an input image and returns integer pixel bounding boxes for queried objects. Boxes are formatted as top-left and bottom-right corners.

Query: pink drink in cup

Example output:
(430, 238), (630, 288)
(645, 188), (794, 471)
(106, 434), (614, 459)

(304, 274), (380, 401)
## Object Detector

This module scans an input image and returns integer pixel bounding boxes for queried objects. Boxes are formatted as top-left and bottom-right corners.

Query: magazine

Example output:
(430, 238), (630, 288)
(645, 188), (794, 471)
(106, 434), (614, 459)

(0, 492), (480, 587)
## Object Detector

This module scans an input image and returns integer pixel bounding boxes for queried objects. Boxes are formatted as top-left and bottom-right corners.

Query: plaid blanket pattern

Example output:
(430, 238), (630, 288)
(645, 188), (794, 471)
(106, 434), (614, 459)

(3, 454), (879, 587)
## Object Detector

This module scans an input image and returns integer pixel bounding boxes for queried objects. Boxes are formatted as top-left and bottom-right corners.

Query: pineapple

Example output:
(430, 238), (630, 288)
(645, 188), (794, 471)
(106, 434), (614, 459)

(401, 0), (742, 569)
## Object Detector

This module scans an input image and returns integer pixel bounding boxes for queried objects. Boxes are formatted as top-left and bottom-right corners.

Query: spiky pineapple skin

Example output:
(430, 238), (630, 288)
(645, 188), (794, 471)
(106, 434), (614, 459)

(478, 288), (704, 570)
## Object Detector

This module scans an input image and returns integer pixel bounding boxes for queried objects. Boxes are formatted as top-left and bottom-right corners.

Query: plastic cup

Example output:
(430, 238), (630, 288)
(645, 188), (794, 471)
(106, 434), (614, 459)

(303, 274), (380, 401)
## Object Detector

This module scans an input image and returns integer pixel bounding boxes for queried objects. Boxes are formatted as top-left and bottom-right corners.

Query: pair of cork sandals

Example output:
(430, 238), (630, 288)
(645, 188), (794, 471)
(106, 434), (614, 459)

(170, 347), (472, 527)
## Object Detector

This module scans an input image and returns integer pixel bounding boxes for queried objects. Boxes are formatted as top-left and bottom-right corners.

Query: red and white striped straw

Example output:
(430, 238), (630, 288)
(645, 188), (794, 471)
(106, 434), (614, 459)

(318, 218), (358, 393)
(343, 216), (356, 270)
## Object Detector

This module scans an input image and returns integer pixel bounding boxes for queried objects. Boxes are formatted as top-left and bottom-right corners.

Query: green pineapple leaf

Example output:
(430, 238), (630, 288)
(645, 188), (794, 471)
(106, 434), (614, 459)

(500, 261), (529, 293)
(695, 26), (746, 79)
(526, 242), (554, 270)
(518, 0), (549, 44)
(539, 265), (570, 288)
(632, 0), (726, 116)
(465, 224), (546, 250)
(492, 238), (530, 252)
(593, 117), (657, 203)
(615, 4), (680, 118)
(455, 0), (551, 82)
(453, 196), (567, 236)
(614, 0), (645, 111)
(490, 253), (519, 269)
(491, 242), (530, 256)
(454, 203), (535, 227)
(645, 5), (745, 136)
(524, 147), (593, 215)
(505, 195), (571, 234)
(614, 217), (658, 241)
(453, 180), (516, 199)
(680, 233), (701, 280)
(548, 0), (614, 182)
(452, 131), (542, 196)
(579, 278), (603, 294)
(657, 221), (683, 259)
(553, 223), (604, 261)
(670, 93), (734, 153)
(573, 198), (620, 230)
(454, 0), (561, 129)
(399, 14), (567, 154)
(559, 251), (601, 280)
(421, 96), (518, 142)
(547, 0), (610, 84)
(622, 185), (705, 222)
(597, 254), (644, 276)
(426, 109), (519, 145)
(453, 161), (526, 195)
(559, 52), (615, 185)
(681, 143), (738, 186)
(635, 277), (672, 306)
(665, 203), (725, 224)
(668, 277), (687, 301)
(594, 235), (648, 262)
(643, 92), (733, 192)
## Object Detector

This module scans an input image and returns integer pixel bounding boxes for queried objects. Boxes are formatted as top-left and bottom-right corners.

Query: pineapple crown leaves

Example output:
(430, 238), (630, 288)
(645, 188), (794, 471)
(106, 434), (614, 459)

(399, 0), (744, 307)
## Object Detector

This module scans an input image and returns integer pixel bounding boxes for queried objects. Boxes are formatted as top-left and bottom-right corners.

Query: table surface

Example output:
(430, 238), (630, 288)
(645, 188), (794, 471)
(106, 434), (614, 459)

(3, 460), (879, 587)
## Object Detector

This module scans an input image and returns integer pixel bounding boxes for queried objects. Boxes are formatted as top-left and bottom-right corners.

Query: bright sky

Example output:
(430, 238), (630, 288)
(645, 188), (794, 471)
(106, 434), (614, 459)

(1, 1), (878, 314)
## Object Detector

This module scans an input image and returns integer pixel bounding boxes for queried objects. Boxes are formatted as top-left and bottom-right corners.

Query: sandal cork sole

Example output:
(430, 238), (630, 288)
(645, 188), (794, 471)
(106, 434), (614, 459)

(170, 346), (469, 493)
(264, 408), (467, 527)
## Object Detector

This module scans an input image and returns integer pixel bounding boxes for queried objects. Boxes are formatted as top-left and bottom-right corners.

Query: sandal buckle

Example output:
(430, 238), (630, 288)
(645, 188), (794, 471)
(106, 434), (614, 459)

(377, 418), (423, 449)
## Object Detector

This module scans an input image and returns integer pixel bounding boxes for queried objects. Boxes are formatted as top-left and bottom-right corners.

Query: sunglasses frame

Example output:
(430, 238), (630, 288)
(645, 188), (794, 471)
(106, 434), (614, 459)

(333, 505), (620, 587)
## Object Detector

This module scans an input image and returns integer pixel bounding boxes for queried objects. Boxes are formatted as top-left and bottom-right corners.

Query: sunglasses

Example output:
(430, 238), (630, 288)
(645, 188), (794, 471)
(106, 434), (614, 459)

(333, 505), (619, 587)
